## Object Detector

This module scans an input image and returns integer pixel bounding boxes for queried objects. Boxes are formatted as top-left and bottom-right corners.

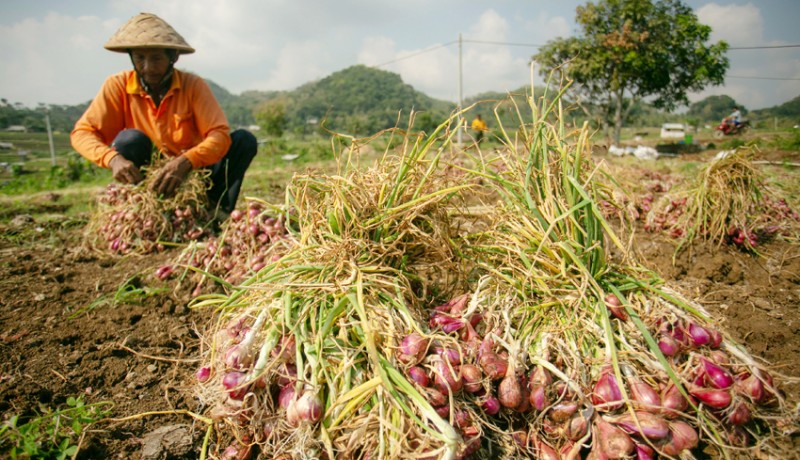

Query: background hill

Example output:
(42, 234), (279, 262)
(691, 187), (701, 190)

(2, 65), (799, 136)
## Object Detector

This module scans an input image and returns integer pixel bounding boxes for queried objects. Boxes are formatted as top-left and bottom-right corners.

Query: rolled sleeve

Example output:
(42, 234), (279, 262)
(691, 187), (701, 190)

(70, 74), (128, 168)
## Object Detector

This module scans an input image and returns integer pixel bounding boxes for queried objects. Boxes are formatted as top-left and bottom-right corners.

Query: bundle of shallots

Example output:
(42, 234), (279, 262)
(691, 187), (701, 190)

(84, 158), (212, 255)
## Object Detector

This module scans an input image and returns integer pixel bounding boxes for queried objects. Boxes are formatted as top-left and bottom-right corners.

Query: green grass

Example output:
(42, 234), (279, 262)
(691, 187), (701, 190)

(1, 127), (797, 229)
(0, 396), (112, 460)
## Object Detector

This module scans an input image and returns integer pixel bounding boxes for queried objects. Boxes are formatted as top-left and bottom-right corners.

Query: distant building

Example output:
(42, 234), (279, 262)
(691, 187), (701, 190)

(5, 125), (27, 133)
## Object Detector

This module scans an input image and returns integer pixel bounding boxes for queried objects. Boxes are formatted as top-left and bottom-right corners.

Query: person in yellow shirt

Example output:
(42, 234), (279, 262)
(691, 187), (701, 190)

(470, 114), (488, 143)
(71, 12), (257, 218)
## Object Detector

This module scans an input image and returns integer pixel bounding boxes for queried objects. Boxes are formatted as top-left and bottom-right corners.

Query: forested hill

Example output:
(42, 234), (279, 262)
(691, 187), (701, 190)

(208, 65), (459, 136)
(752, 95), (800, 120)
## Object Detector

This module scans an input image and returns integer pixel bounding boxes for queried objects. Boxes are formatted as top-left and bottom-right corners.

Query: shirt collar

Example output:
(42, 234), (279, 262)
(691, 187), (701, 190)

(125, 69), (182, 96)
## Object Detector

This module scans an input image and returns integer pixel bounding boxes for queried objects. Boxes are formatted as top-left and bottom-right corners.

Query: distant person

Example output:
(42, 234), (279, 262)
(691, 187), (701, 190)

(71, 12), (257, 219)
(471, 114), (488, 143)
(725, 106), (742, 127)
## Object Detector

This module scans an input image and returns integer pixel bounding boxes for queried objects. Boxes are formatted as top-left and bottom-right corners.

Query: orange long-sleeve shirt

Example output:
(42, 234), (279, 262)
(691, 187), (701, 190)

(71, 69), (231, 169)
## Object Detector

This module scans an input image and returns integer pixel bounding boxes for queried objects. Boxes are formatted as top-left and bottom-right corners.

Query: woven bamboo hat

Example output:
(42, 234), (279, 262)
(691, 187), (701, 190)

(104, 12), (195, 54)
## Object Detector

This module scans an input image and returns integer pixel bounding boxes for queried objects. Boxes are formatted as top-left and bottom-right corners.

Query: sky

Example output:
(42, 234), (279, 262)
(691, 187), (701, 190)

(1, 0), (799, 111)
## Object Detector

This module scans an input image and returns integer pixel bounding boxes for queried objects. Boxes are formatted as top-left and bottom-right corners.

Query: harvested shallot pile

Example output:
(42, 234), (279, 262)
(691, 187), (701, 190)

(83, 156), (214, 255)
(157, 198), (292, 295)
(188, 96), (798, 459)
(644, 147), (800, 253)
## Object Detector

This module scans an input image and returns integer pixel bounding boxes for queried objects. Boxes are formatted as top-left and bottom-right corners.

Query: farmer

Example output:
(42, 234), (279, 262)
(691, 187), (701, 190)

(71, 12), (257, 219)
(471, 114), (488, 143)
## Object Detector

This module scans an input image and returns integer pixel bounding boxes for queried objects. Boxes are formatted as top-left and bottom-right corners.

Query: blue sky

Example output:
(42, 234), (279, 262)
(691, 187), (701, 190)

(2, 0), (798, 111)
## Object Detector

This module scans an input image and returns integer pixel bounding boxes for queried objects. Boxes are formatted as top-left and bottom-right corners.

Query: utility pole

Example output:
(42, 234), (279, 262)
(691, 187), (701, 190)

(457, 33), (463, 146)
(44, 107), (56, 166)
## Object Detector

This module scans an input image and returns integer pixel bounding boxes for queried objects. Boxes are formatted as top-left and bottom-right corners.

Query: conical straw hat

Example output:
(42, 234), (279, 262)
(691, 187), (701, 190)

(104, 12), (195, 54)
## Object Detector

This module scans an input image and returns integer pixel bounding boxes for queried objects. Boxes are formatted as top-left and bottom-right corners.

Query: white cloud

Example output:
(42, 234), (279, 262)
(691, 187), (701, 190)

(396, 46), (459, 101)
(258, 40), (331, 91)
(520, 11), (573, 44)
(358, 37), (397, 67)
(355, 9), (534, 102)
(0, 12), (120, 106)
(696, 3), (763, 46)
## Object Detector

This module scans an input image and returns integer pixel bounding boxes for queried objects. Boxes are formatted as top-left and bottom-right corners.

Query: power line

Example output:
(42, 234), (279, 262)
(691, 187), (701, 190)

(462, 39), (544, 48)
(729, 44), (800, 50)
(728, 75), (800, 81)
(372, 41), (456, 68)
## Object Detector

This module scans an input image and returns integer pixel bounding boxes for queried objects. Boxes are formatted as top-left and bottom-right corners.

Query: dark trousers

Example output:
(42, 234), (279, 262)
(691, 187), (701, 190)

(111, 128), (257, 213)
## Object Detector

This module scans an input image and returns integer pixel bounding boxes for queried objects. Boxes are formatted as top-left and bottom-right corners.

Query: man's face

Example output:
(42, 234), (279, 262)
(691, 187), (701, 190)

(131, 49), (174, 87)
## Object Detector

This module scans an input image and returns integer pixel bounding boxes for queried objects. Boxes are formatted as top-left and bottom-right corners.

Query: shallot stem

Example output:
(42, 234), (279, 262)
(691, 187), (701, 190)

(247, 328), (280, 384)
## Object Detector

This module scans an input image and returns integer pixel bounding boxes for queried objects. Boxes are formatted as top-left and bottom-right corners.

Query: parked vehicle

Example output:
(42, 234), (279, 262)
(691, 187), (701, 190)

(660, 123), (686, 140)
(713, 119), (750, 138)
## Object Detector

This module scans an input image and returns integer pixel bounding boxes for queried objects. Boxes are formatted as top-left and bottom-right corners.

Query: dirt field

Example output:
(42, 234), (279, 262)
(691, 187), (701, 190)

(1, 147), (799, 459)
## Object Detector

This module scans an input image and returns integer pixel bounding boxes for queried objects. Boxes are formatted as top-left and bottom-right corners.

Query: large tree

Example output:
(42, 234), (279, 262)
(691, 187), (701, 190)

(534, 0), (729, 143)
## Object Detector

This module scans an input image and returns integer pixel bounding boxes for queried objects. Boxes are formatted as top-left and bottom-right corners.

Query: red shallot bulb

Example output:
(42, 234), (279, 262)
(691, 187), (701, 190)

(629, 379), (661, 408)
(435, 346), (462, 366)
(534, 439), (560, 460)
(734, 372), (765, 403)
(660, 420), (699, 456)
(295, 390), (323, 423)
(660, 383), (689, 418)
(460, 364), (483, 393)
(610, 411), (670, 441)
(278, 384), (296, 410)
(594, 416), (634, 459)
(604, 293), (628, 321)
(548, 402), (579, 423)
(591, 367), (624, 411)
(432, 358), (462, 394)
(224, 343), (253, 370)
(658, 334), (682, 357)
(407, 366), (430, 387)
(222, 371), (249, 400)
(398, 333), (429, 365)
(708, 328), (723, 348)
(700, 357), (734, 389)
(481, 395), (501, 415)
(688, 384), (732, 409)
(196, 366), (211, 383)
(498, 372), (523, 409)
(271, 335), (296, 363)
(687, 322), (711, 347)
(634, 443), (655, 460)
(424, 387), (448, 407)
(529, 365), (552, 387)
(727, 399), (751, 425)
(275, 362), (297, 387)
(478, 352), (508, 381)
(529, 384), (548, 412)
(565, 412), (590, 441)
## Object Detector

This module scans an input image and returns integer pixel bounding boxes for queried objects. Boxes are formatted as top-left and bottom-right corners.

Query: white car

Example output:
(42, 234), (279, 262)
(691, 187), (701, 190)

(660, 123), (686, 140)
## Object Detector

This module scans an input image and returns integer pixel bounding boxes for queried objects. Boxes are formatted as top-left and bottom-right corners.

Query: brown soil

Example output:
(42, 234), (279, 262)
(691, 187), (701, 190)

(1, 149), (799, 459)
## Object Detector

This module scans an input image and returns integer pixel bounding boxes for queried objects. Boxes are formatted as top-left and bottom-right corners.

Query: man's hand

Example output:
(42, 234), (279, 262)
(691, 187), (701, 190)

(109, 154), (143, 185)
(150, 155), (193, 198)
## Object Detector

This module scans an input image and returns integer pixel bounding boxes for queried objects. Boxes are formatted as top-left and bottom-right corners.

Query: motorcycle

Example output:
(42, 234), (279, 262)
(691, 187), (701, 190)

(713, 119), (750, 138)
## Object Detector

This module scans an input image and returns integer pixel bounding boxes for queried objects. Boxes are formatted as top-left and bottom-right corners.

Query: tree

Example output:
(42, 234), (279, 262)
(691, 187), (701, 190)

(533, 0), (729, 143)
(254, 99), (288, 138)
